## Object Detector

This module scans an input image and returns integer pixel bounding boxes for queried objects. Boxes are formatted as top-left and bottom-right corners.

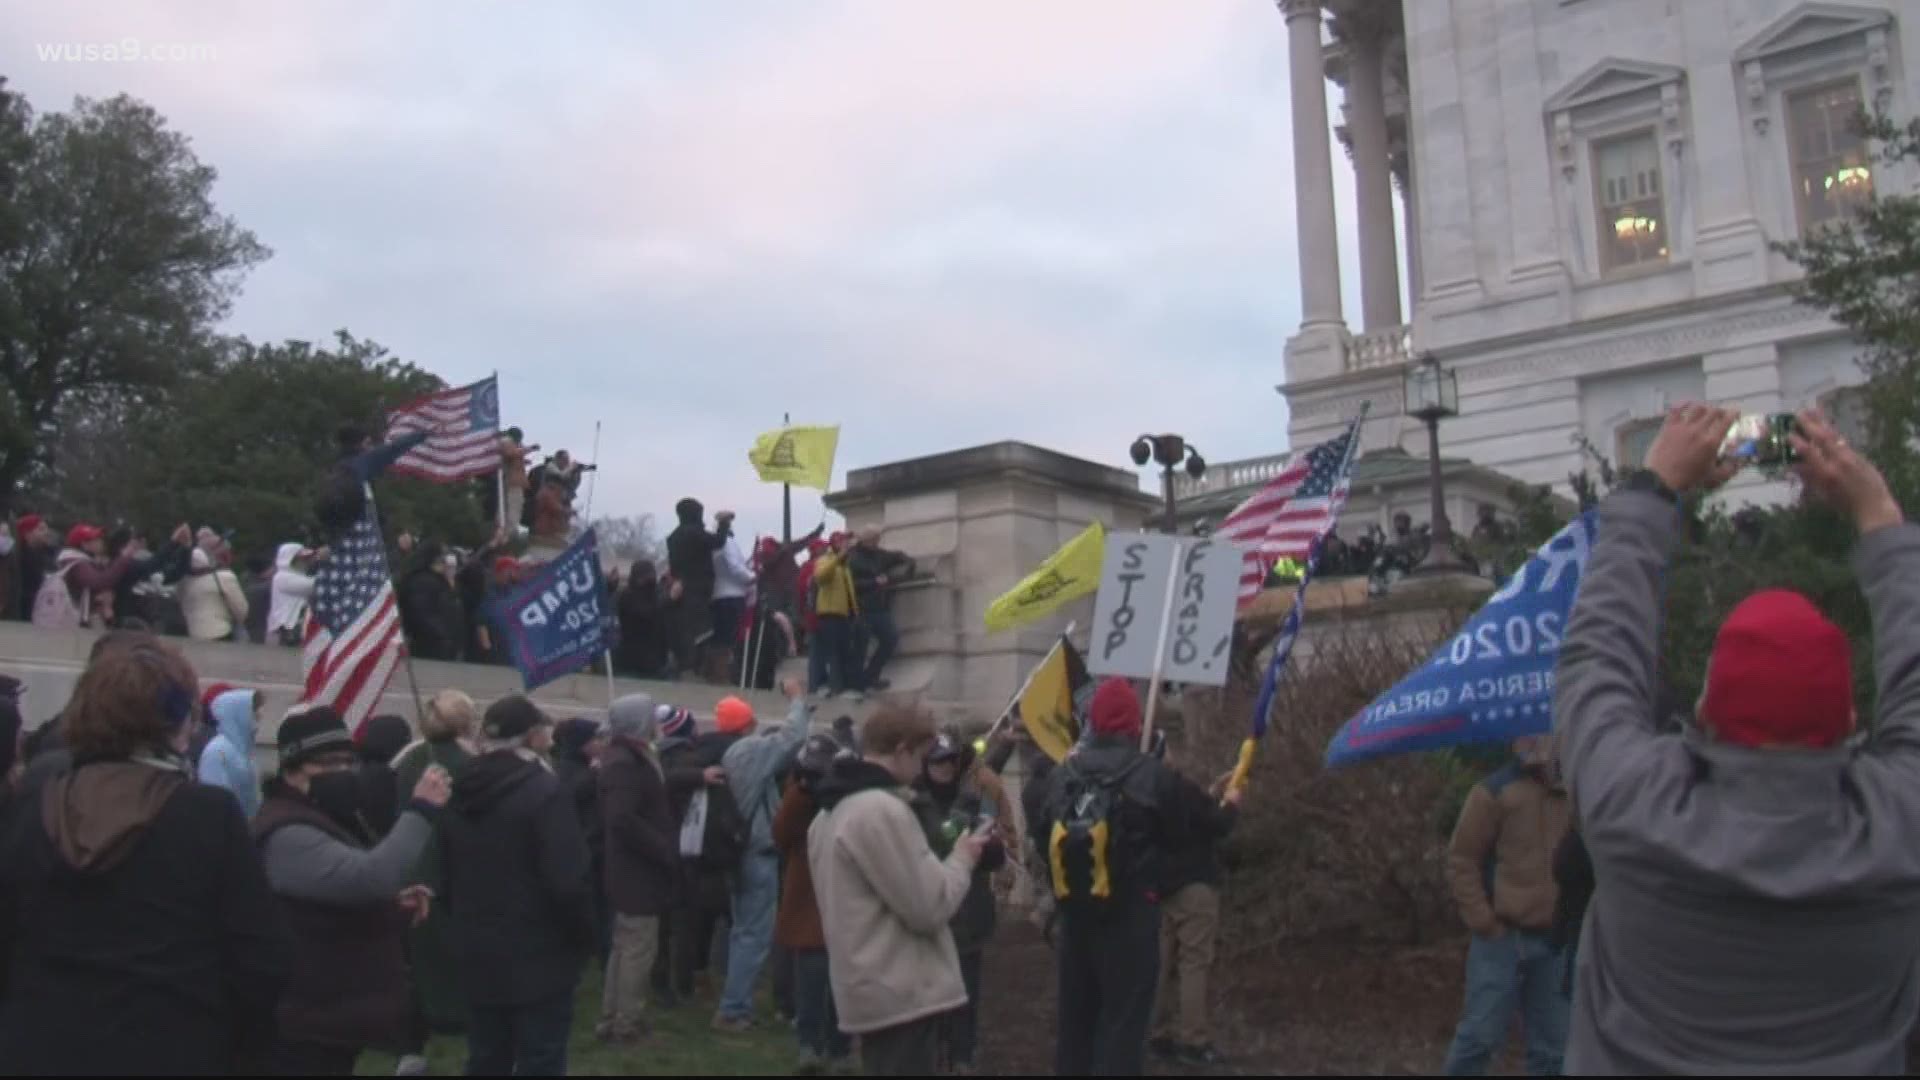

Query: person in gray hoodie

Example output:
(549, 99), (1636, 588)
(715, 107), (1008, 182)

(1555, 403), (1920, 1075)
(712, 679), (812, 1032)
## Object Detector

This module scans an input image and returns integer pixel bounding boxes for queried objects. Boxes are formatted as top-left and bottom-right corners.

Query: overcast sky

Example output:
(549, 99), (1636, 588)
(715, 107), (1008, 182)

(1, 1), (1379, 545)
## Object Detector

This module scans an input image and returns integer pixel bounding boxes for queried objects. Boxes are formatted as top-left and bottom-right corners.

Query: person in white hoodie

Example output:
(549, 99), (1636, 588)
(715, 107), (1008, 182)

(179, 548), (249, 642)
(710, 535), (754, 677)
(269, 542), (320, 646)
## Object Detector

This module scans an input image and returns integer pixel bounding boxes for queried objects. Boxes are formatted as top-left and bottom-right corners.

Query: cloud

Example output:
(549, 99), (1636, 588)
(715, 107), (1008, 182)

(0, 0), (1380, 546)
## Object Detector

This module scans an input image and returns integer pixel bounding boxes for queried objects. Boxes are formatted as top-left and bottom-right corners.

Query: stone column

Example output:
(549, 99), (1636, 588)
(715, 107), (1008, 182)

(1282, 0), (1344, 331)
(1346, 32), (1402, 330)
(1395, 137), (1422, 313)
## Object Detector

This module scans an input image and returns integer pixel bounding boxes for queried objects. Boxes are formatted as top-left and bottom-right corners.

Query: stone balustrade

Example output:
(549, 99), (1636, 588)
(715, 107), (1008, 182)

(1346, 323), (1413, 371)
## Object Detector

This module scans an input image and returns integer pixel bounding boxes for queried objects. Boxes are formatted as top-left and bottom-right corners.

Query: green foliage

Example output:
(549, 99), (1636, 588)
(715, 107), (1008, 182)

(34, 331), (490, 557)
(0, 88), (268, 502)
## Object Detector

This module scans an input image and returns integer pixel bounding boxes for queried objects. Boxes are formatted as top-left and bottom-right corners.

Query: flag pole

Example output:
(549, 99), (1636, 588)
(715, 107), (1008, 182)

(781, 412), (792, 546)
(579, 419), (618, 702)
(493, 370), (507, 535)
(988, 620), (1076, 740)
(365, 484), (427, 725)
(1140, 541), (1184, 753)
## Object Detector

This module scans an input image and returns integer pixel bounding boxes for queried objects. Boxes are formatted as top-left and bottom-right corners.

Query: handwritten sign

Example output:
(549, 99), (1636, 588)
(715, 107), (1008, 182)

(1086, 534), (1242, 687)
(1325, 513), (1596, 767)
(489, 529), (620, 691)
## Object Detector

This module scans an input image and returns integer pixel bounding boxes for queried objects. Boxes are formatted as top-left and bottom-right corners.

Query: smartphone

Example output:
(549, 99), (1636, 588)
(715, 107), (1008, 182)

(1719, 413), (1800, 467)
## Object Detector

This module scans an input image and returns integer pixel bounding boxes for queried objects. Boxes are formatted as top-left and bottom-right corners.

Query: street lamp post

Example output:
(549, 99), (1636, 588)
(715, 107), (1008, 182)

(1131, 434), (1207, 535)
(1403, 353), (1463, 574)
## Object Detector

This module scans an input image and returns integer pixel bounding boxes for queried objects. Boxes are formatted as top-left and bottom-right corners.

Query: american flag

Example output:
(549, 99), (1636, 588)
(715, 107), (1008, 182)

(1220, 415), (1364, 609)
(302, 500), (403, 729)
(384, 376), (501, 482)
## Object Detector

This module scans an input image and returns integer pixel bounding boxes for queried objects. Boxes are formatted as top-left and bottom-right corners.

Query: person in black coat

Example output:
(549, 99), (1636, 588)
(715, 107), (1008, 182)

(666, 499), (733, 681)
(354, 714), (415, 841)
(397, 543), (464, 662)
(912, 733), (1008, 1073)
(553, 716), (609, 959)
(615, 561), (671, 679)
(0, 638), (291, 1075)
(440, 697), (596, 1077)
(596, 696), (680, 1043)
(657, 712), (736, 997)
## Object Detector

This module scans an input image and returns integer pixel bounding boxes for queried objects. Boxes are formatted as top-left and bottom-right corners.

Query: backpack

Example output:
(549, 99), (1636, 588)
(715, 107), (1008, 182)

(32, 563), (83, 630)
(1048, 756), (1144, 903)
(680, 783), (751, 870)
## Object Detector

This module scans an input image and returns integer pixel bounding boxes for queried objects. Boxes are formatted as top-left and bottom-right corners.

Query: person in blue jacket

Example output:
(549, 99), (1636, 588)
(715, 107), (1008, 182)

(197, 688), (262, 819)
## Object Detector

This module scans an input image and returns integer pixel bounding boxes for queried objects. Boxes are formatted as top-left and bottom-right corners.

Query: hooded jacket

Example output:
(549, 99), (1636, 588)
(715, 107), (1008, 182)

(269, 543), (315, 637)
(666, 499), (726, 602)
(600, 733), (678, 917)
(196, 690), (262, 820)
(807, 758), (977, 1035)
(398, 549), (463, 662)
(913, 767), (1007, 955)
(1555, 488), (1920, 1075)
(0, 757), (289, 1073)
(810, 552), (859, 619)
(440, 749), (596, 1008)
(722, 696), (814, 854)
(1446, 761), (1569, 935)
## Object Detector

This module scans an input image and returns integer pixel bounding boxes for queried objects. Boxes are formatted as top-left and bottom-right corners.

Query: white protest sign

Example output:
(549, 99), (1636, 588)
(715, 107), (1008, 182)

(1086, 534), (1242, 688)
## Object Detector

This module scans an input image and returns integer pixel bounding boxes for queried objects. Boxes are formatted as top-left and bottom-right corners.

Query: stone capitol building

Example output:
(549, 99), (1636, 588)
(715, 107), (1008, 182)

(1193, 0), (1915, 520)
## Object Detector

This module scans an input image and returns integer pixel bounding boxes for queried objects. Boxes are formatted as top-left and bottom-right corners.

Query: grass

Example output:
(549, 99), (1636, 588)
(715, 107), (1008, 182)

(358, 968), (801, 1077)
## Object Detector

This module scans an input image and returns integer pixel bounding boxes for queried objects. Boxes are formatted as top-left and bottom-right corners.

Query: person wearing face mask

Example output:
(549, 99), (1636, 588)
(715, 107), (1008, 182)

(911, 732), (1008, 1076)
(1439, 734), (1571, 1076)
(808, 705), (989, 1076)
(254, 705), (451, 1076)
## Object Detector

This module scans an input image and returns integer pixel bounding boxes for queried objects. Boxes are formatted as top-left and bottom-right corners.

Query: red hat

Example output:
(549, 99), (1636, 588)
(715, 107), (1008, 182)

(65, 524), (103, 548)
(806, 539), (830, 557)
(1089, 677), (1143, 739)
(1700, 589), (1854, 749)
(16, 514), (42, 537)
(200, 682), (236, 716)
(493, 555), (520, 576)
(715, 696), (755, 735)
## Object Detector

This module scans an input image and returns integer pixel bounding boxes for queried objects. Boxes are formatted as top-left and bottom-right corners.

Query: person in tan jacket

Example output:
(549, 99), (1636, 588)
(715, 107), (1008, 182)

(1442, 734), (1571, 1075)
(807, 705), (988, 1075)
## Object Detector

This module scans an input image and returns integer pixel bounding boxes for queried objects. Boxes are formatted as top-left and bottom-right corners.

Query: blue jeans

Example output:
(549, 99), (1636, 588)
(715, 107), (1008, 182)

(809, 616), (854, 695)
(466, 990), (573, 1077)
(718, 850), (780, 1021)
(1442, 929), (1569, 1076)
(857, 608), (899, 689)
(793, 947), (852, 1061)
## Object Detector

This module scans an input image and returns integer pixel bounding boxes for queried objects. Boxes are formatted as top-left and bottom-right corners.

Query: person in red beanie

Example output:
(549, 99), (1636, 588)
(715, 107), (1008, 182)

(1557, 403), (1920, 1075)
(1038, 676), (1191, 1077)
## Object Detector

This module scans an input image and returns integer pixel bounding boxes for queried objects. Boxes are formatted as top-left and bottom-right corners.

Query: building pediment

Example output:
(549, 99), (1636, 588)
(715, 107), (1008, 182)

(1544, 58), (1686, 116)
(1733, 2), (1893, 65)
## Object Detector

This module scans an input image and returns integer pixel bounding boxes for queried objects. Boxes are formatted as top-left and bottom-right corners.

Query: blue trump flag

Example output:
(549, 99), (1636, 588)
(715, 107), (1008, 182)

(1325, 512), (1597, 767)
(489, 529), (620, 692)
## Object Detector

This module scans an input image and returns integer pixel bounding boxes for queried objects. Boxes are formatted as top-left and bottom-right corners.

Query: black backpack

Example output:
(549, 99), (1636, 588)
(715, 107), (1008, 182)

(695, 782), (752, 871)
(1047, 756), (1143, 903)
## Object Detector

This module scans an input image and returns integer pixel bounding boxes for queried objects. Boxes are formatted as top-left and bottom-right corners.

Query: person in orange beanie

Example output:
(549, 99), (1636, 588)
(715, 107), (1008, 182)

(1556, 403), (1920, 1075)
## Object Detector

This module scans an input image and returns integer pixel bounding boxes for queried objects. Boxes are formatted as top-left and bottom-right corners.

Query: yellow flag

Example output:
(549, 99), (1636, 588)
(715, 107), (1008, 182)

(747, 425), (840, 490)
(983, 521), (1105, 632)
(1019, 639), (1088, 763)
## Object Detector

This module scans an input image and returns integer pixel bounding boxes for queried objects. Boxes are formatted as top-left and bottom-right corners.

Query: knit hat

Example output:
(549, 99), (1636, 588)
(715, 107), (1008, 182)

(356, 714), (414, 763)
(655, 704), (696, 740)
(483, 695), (551, 742)
(608, 693), (657, 741)
(1089, 677), (1143, 739)
(278, 705), (354, 770)
(65, 524), (102, 548)
(1700, 589), (1855, 749)
(17, 514), (42, 537)
(714, 696), (755, 735)
(553, 716), (604, 757)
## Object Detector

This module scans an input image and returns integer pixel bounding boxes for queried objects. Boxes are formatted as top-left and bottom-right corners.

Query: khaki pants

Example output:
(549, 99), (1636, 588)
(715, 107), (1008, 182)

(600, 913), (660, 1039)
(1153, 882), (1220, 1047)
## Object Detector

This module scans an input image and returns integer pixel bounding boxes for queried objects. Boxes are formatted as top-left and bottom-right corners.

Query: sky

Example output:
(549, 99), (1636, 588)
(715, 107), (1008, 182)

(0, 1), (1382, 546)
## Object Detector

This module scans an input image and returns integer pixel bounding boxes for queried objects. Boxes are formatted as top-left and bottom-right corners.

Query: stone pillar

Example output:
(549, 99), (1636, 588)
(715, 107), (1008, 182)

(1395, 137), (1422, 314)
(1346, 33), (1402, 331)
(1282, 0), (1344, 331)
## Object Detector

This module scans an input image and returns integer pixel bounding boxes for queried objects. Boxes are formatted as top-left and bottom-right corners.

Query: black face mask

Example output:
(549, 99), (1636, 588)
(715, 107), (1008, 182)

(307, 771), (368, 837)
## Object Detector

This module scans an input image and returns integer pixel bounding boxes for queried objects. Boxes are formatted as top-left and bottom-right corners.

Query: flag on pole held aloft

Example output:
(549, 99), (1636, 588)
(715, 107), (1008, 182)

(385, 376), (502, 482)
(1019, 637), (1092, 763)
(984, 521), (1105, 632)
(488, 529), (620, 692)
(302, 499), (404, 730)
(1219, 417), (1362, 609)
(748, 424), (839, 491)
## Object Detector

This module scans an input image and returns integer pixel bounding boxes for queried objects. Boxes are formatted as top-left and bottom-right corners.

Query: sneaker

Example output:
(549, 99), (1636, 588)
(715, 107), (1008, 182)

(1148, 1036), (1180, 1060)
(711, 1014), (755, 1034)
(394, 1055), (429, 1077)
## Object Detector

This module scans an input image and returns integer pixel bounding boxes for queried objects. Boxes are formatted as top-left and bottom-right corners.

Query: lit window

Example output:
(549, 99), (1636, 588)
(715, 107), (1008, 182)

(1788, 79), (1874, 232)
(1593, 130), (1667, 272)
(1615, 418), (1662, 470)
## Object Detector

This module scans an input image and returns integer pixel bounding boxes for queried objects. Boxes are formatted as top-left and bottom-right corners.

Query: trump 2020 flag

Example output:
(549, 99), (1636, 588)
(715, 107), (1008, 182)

(1325, 512), (1597, 768)
(489, 529), (620, 691)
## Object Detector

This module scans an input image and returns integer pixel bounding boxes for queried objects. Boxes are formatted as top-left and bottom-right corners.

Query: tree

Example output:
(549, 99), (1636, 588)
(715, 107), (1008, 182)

(589, 514), (664, 569)
(34, 331), (490, 558)
(0, 89), (267, 506)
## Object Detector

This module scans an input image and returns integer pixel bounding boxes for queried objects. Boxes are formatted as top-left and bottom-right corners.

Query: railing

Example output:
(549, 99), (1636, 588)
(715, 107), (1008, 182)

(1346, 324), (1413, 371)
(1171, 451), (1294, 498)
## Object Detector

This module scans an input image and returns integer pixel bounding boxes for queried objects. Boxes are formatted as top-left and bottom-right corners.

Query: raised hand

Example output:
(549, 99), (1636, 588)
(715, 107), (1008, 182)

(1643, 403), (1741, 494)
(1791, 408), (1903, 534)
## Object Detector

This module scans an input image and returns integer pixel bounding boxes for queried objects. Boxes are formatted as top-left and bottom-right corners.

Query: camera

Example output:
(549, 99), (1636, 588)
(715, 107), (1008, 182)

(1719, 413), (1800, 468)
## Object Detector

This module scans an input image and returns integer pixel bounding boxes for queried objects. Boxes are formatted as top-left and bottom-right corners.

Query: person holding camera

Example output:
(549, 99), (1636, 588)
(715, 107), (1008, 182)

(1556, 404), (1920, 1074)
(910, 731), (1007, 1075)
